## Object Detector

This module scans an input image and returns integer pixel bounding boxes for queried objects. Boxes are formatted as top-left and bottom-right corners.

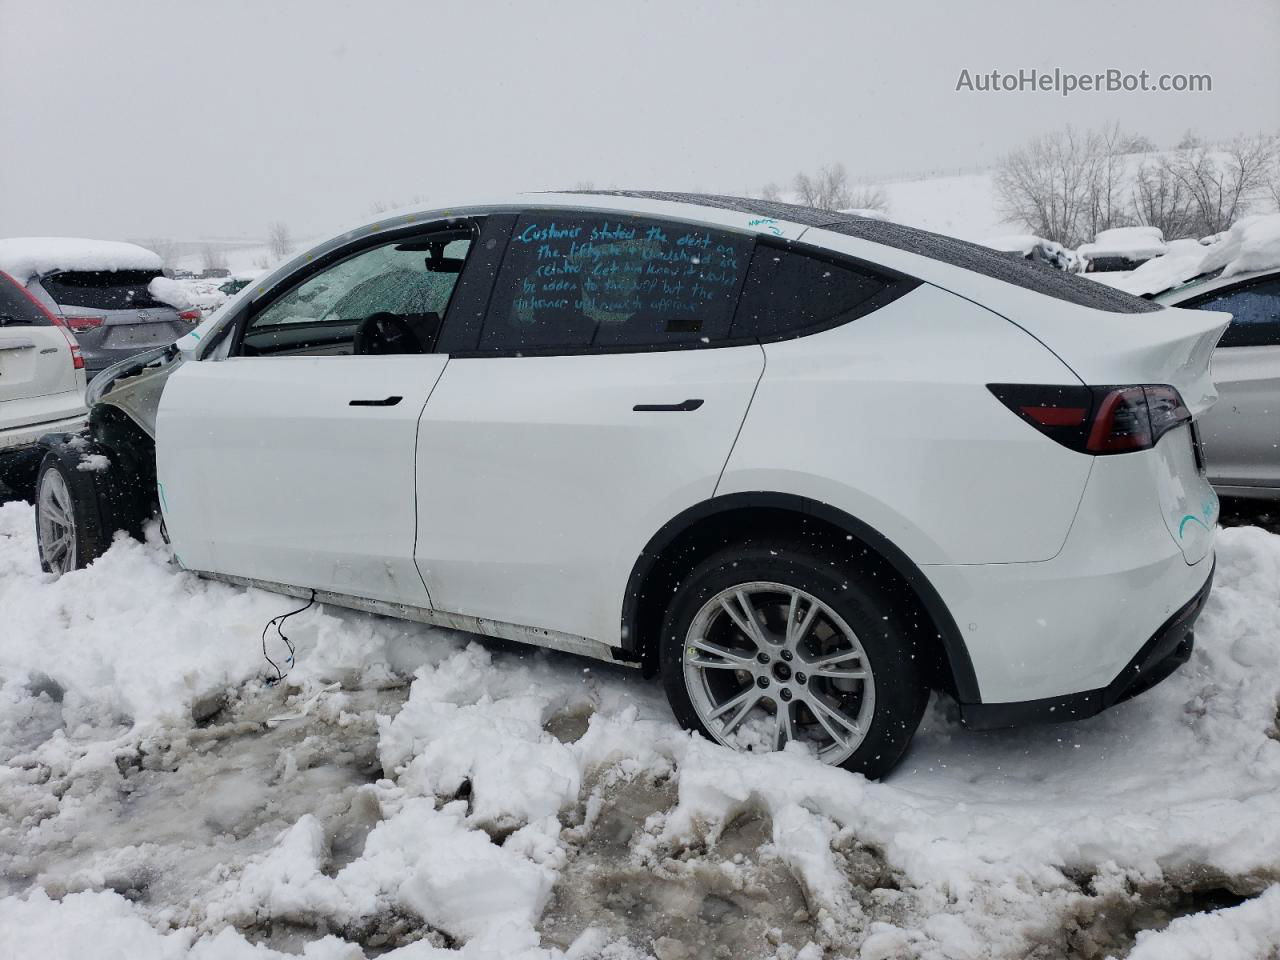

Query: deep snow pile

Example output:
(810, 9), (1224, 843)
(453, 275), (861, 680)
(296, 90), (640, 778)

(3, 501), (1280, 959)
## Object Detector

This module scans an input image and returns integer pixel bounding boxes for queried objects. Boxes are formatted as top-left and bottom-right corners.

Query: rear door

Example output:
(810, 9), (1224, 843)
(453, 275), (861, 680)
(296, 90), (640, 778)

(415, 211), (763, 646)
(0, 273), (84, 431)
(1178, 274), (1280, 491)
(155, 222), (479, 606)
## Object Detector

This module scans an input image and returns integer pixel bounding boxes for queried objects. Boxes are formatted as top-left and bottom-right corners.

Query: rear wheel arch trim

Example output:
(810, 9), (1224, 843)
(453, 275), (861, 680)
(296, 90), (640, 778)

(620, 491), (982, 703)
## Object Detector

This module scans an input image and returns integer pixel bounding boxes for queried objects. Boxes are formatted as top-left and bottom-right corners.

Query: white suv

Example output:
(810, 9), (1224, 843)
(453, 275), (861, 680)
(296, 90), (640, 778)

(0, 270), (86, 497)
(31, 194), (1226, 777)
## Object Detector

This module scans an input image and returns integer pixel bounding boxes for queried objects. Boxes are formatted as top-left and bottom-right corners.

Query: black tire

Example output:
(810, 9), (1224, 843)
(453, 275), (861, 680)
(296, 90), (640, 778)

(659, 542), (929, 780)
(34, 451), (113, 574)
(0, 448), (44, 503)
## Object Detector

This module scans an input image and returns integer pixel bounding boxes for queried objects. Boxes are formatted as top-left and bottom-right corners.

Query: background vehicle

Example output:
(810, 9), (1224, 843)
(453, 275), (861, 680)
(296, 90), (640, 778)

(29, 194), (1226, 778)
(1155, 268), (1280, 499)
(0, 238), (202, 379)
(0, 271), (87, 499)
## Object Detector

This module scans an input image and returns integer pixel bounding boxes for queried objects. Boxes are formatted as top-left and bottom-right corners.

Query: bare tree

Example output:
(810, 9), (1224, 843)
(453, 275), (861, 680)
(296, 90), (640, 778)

(994, 126), (1104, 245)
(843, 183), (890, 214)
(758, 182), (782, 202)
(1131, 160), (1197, 239)
(200, 243), (229, 273)
(1162, 134), (1277, 236)
(267, 221), (294, 260)
(1083, 123), (1134, 241)
(793, 164), (853, 210)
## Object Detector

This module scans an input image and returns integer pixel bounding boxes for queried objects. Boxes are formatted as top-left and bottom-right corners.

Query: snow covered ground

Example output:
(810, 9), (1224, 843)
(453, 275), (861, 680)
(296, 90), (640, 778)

(3, 501), (1280, 959)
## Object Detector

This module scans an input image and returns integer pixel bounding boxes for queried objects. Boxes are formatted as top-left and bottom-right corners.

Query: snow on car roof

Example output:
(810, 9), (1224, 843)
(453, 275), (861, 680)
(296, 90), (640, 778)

(1088, 213), (1280, 298)
(0, 237), (163, 284)
(1077, 226), (1167, 261)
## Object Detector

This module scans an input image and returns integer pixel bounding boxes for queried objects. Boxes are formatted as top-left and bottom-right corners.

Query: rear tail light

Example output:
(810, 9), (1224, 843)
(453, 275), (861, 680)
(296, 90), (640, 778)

(988, 383), (1191, 455)
(177, 308), (202, 322)
(45, 315), (86, 370)
(64, 314), (105, 331)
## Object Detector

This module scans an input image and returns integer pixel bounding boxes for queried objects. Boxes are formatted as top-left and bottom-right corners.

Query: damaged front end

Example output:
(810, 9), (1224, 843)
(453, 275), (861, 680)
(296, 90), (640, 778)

(32, 344), (187, 546)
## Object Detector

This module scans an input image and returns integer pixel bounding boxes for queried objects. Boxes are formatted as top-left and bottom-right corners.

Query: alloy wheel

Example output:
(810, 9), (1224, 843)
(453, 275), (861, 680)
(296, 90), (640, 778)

(682, 580), (876, 764)
(37, 468), (77, 574)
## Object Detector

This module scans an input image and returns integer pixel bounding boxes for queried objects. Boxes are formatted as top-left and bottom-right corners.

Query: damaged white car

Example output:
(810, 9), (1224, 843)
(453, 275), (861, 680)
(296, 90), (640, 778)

(32, 192), (1228, 778)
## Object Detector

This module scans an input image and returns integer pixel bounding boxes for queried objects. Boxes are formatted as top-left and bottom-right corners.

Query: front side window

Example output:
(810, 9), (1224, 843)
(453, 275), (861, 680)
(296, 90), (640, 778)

(40, 270), (166, 311)
(477, 214), (753, 352)
(1187, 276), (1280, 348)
(241, 230), (472, 357)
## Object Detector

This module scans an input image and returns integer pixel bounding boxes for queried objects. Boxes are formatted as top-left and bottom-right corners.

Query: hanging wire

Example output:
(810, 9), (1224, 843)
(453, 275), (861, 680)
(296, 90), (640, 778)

(262, 590), (316, 685)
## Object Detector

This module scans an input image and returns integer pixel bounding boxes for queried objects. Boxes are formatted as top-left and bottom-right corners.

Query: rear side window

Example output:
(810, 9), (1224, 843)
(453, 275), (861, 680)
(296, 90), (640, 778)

(0, 274), (49, 326)
(476, 214), (753, 352)
(40, 270), (166, 310)
(731, 245), (895, 340)
(1184, 276), (1280, 348)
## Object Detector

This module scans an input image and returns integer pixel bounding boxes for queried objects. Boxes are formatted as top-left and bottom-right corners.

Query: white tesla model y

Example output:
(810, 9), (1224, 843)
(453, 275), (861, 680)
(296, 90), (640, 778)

(33, 193), (1227, 777)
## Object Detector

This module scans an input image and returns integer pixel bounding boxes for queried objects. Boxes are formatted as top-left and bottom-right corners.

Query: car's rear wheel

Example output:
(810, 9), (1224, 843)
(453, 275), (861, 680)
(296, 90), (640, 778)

(35, 452), (111, 574)
(659, 543), (929, 779)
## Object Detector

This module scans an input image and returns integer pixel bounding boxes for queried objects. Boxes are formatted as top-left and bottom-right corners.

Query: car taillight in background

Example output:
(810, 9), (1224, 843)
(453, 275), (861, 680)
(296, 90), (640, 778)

(178, 308), (202, 322)
(63, 314), (105, 332)
(988, 383), (1192, 455)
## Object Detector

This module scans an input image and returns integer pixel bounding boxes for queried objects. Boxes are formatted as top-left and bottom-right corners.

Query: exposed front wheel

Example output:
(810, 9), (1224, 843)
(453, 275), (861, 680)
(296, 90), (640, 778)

(35, 452), (111, 574)
(660, 544), (929, 779)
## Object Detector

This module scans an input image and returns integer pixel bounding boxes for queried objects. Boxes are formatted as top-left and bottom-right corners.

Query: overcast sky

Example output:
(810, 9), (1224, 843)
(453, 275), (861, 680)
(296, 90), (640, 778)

(2, 0), (1276, 243)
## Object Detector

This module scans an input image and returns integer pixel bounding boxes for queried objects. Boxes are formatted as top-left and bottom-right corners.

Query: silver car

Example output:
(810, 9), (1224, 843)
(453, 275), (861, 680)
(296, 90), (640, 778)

(21, 267), (200, 378)
(1157, 268), (1280, 499)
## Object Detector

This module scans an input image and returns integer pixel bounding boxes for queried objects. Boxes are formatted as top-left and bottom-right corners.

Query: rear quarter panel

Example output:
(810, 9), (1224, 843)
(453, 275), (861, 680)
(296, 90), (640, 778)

(716, 283), (1093, 564)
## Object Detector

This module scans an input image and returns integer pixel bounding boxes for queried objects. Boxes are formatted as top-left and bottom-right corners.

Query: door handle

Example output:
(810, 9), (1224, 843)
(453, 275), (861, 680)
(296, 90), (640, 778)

(349, 396), (403, 407)
(633, 398), (704, 412)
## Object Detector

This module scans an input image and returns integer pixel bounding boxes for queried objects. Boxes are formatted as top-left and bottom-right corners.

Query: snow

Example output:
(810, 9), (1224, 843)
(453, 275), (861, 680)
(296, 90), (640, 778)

(3, 498), (1280, 958)
(1088, 213), (1280, 298)
(873, 170), (1009, 241)
(75, 453), (111, 473)
(149, 276), (195, 311)
(1122, 884), (1280, 959)
(0, 237), (162, 284)
(1077, 226), (1167, 262)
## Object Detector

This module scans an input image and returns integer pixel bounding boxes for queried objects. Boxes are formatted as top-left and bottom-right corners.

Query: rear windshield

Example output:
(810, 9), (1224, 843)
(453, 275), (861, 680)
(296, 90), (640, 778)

(40, 270), (166, 310)
(0, 274), (50, 326)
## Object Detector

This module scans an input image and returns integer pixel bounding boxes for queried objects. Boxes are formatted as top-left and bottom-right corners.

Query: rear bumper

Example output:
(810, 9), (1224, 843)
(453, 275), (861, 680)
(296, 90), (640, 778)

(960, 564), (1213, 729)
(0, 411), (87, 453)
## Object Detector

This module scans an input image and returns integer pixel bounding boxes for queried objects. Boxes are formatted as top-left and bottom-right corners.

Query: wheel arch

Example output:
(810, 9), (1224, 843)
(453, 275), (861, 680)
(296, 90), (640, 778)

(619, 492), (981, 703)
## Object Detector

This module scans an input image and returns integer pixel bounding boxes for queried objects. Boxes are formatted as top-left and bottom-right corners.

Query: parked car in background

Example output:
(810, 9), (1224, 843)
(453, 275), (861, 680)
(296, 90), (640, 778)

(29, 193), (1225, 778)
(0, 239), (202, 380)
(218, 277), (254, 297)
(1156, 266), (1280, 499)
(0, 270), (86, 498)
(1086, 214), (1280, 501)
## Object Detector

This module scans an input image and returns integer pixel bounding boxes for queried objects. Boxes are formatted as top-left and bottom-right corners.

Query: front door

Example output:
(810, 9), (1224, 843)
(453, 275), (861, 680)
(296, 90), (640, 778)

(156, 224), (475, 605)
